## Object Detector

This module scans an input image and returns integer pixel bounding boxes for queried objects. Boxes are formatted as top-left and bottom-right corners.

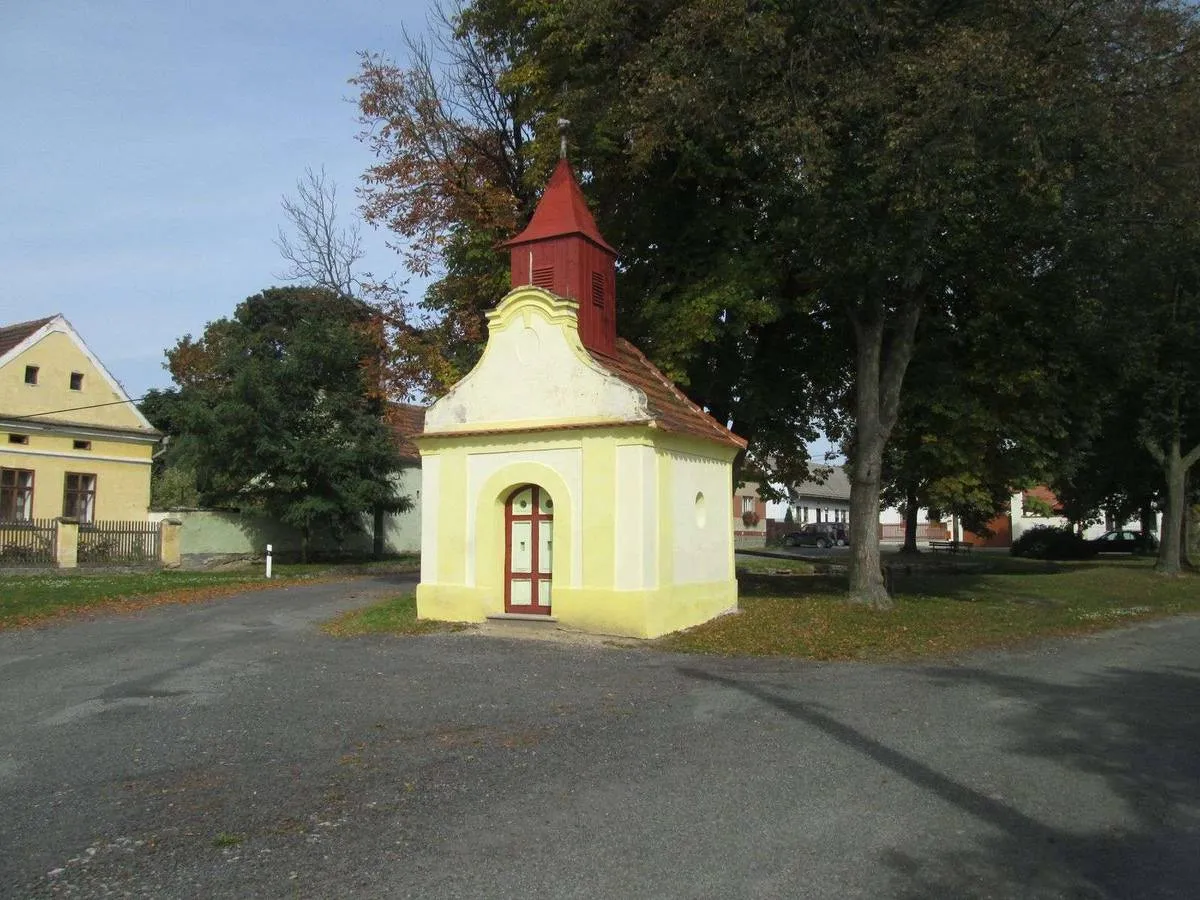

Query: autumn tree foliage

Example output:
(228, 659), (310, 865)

(353, 2), (545, 397)
(356, 0), (1200, 601)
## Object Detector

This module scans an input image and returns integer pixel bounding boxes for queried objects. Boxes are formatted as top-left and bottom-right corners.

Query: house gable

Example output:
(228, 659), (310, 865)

(0, 315), (156, 435)
(423, 286), (650, 434)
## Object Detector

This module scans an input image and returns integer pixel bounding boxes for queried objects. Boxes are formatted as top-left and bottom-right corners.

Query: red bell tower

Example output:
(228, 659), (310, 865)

(502, 157), (617, 357)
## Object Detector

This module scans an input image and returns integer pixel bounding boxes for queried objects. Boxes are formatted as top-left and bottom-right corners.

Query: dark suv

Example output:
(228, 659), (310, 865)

(782, 522), (849, 549)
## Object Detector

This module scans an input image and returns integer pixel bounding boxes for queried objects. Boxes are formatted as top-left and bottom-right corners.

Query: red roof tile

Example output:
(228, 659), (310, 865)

(0, 315), (56, 359)
(387, 402), (425, 463)
(591, 339), (747, 450)
(502, 159), (615, 254)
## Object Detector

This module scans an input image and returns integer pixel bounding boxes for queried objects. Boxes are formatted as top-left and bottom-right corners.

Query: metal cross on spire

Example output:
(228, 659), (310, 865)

(557, 117), (571, 160)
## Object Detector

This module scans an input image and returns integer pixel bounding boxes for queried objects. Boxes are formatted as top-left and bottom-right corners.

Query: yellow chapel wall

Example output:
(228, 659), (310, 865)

(663, 447), (736, 586)
(415, 427), (738, 638)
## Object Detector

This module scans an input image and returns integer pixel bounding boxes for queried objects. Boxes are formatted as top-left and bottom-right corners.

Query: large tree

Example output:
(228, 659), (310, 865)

(498, 0), (1117, 605)
(1043, 1), (1200, 573)
(163, 287), (408, 561)
(359, 0), (1200, 602)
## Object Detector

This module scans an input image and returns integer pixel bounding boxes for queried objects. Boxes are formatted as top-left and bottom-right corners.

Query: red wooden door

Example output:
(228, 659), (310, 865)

(505, 485), (553, 614)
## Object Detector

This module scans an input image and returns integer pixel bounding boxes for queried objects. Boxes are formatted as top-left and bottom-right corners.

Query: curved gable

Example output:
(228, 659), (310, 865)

(424, 287), (650, 434)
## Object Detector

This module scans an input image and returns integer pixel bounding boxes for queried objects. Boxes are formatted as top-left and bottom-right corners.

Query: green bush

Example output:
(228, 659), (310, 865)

(1011, 526), (1095, 560)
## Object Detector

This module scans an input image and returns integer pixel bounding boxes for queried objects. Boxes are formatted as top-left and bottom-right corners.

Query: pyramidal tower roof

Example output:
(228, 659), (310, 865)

(503, 158), (615, 254)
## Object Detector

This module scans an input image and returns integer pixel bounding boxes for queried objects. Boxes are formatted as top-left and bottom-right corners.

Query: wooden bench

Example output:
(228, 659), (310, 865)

(928, 540), (973, 554)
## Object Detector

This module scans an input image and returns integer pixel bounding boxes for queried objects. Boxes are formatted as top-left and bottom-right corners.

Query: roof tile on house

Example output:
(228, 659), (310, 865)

(0, 315), (56, 359)
(791, 466), (851, 501)
(590, 339), (747, 450)
(387, 402), (426, 462)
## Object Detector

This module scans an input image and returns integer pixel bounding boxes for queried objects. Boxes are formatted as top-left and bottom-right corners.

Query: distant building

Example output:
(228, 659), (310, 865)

(733, 480), (769, 546)
(786, 466), (851, 525)
(1, 315), (159, 523)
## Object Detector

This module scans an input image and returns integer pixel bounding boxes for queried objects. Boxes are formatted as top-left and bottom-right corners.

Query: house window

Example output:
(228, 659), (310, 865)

(73, 439), (92, 450)
(8, 434), (29, 445)
(801, 506), (809, 523)
(1, 468), (35, 521)
(533, 265), (555, 289)
(70, 372), (84, 391)
(591, 271), (605, 306)
(24, 365), (39, 385)
(63, 473), (97, 523)
(741, 496), (756, 514)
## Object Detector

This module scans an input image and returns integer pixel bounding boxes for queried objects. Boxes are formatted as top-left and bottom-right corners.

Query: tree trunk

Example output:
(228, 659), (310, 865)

(848, 450), (890, 607)
(1151, 435), (1200, 575)
(301, 526), (310, 565)
(846, 296), (923, 608)
(1180, 470), (1195, 571)
(1140, 502), (1157, 540)
(900, 485), (921, 555)
(1185, 482), (1199, 571)
(373, 505), (385, 560)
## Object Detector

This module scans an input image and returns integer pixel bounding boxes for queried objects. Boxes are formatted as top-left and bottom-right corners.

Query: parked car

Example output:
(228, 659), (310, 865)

(1088, 529), (1158, 555)
(782, 522), (849, 549)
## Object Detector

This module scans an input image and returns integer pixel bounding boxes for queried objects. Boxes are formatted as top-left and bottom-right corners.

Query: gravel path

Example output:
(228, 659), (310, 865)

(1, 578), (1197, 899)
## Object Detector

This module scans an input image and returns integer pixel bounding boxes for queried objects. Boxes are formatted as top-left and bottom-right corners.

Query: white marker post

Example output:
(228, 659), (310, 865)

(265, 544), (273, 579)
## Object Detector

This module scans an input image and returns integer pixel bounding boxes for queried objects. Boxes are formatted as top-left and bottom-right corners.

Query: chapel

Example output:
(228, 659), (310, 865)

(414, 155), (746, 638)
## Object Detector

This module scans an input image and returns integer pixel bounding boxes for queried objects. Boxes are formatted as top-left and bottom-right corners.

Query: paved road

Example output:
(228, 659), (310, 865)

(1, 578), (1197, 899)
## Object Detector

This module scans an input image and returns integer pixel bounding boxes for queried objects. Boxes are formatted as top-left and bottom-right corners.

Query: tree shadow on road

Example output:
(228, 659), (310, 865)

(678, 663), (1200, 899)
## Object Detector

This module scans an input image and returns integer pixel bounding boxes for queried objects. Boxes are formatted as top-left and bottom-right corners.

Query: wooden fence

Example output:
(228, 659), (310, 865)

(77, 520), (162, 566)
(0, 518), (56, 565)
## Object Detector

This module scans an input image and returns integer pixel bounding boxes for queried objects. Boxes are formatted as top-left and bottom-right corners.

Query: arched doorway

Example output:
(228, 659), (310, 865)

(504, 484), (553, 614)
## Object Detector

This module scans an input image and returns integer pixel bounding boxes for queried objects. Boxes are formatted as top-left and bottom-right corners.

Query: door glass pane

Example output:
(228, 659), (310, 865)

(511, 521), (532, 573)
(510, 578), (532, 606)
(538, 490), (553, 515)
(511, 487), (533, 514)
(539, 520), (553, 574)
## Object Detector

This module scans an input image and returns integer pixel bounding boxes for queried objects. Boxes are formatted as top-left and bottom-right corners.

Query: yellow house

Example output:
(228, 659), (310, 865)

(0, 315), (160, 523)
(416, 158), (746, 638)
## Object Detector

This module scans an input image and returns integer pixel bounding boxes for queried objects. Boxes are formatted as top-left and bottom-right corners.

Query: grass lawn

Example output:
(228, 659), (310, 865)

(323, 554), (1198, 659)
(658, 554), (1200, 659)
(322, 593), (467, 637)
(734, 554), (817, 575)
(0, 555), (419, 630)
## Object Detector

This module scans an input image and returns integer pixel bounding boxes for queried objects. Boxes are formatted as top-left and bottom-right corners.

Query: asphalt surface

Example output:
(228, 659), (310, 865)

(1, 576), (1198, 899)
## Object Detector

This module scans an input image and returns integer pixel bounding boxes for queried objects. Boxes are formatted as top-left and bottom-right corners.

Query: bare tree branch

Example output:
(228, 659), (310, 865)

(275, 166), (365, 298)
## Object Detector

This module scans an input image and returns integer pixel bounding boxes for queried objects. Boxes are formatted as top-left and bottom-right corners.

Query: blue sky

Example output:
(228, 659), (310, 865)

(1, 0), (429, 399)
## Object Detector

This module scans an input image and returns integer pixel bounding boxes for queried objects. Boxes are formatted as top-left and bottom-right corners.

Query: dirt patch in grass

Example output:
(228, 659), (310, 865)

(734, 554), (817, 576)
(322, 593), (470, 637)
(658, 558), (1200, 659)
